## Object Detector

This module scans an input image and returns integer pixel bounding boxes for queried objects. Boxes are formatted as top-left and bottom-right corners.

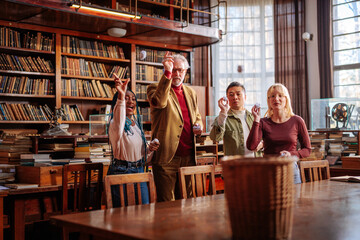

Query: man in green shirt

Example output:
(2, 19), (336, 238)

(210, 82), (262, 157)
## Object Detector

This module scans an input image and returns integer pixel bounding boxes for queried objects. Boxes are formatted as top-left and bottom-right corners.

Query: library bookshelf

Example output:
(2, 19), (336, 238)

(0, 19), (193, 135)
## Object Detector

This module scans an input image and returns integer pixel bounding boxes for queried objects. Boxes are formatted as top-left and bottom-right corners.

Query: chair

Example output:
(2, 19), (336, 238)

(178, 165), (216, 199)
(62, 163), (103, 214)
(104, 172), (156, 208)
(196, 157), (216, 166)
(298, 160), (330, 182)
(214, 164), (224, 194)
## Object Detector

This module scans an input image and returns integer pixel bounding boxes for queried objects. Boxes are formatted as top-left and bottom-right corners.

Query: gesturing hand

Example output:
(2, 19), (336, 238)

(113, 74), (130, 101)
(251, 104), (261, 123)
(218, 97), (229, 114)
(162, 51), (174, 72)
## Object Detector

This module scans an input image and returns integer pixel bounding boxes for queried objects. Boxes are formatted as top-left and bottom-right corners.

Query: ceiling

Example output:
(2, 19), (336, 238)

(0, 0), (221, 48)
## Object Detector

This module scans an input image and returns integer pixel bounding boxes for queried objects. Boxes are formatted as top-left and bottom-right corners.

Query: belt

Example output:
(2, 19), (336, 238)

(113, 159), (143, 168)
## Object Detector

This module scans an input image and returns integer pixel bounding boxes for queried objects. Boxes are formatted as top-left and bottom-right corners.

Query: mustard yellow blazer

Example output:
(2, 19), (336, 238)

(147, 75), (203, 165)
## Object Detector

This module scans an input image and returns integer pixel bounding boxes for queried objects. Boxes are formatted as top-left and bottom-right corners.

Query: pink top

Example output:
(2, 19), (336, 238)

(246, 115), (311, 158)
(109, 99), (152, 162)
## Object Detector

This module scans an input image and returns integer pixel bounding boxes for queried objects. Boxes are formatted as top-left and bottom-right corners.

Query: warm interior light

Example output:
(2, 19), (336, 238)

(70, 4), (141, 20)
(107, 27), (127, 37)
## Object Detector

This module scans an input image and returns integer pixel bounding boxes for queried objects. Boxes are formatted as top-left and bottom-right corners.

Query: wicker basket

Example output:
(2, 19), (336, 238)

(222, 156), (296, 240)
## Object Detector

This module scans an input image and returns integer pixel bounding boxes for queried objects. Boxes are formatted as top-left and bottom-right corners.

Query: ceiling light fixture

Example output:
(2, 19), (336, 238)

(69, 3), (141, 20)
(107, 27), (127, 37)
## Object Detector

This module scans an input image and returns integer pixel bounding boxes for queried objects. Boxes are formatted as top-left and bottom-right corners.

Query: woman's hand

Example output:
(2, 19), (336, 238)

(218, 97), (229, 114)
(279, 150), (291, 157)
(251, 105), (261, 123)
(162, 51), (174, 72)
(149, 138), (160, 152)
(114, 74), (129, 100)
(255, 140), (263, 152)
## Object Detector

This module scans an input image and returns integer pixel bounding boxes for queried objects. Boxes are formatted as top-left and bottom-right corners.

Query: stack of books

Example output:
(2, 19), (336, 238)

(0, 130), (34, 164)
(0, 164), (16, 183)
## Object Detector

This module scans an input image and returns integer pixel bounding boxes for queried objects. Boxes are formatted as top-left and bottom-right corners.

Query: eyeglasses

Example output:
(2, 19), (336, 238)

(172, 68), (186, 74)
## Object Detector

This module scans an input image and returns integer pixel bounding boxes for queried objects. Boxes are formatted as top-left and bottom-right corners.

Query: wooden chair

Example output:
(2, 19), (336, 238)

(298, 160), (330, 182)
(196, 157), (216, 166)
(179, 165), (216, 199)
(104, 172), (156, 208)
(214, 164), (224, 194)
(62, 163), (103, 214)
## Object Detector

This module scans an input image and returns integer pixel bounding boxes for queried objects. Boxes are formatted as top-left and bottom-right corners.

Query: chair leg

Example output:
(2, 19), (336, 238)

(62, 227), (69, 240)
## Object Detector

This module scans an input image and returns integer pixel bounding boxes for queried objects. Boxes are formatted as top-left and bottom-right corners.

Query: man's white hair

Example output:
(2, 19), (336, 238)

(173, 54), (189, 69)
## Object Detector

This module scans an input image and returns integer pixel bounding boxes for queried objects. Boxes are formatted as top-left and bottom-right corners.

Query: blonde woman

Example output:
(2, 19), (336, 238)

(246, 83), (311, 184)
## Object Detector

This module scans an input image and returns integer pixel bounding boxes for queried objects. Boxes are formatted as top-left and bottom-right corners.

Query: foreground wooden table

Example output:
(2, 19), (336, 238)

(6, 186), (62, 240)
(51, 180), (360, 240)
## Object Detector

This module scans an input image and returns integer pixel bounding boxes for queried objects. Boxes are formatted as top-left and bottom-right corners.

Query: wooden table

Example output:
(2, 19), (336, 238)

(51, 180), (360, 240)
(0, 191), (8, 240)
(6, 185), (62, 240)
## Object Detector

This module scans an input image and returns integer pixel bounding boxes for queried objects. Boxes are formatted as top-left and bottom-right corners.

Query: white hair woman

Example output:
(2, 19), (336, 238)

(246, 83), (311, 184)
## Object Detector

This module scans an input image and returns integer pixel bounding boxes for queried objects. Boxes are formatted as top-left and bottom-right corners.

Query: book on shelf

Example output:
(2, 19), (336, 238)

(330, 175), (360, 183)
(61, 35), (126, 59)
(20, 153), (51, 160)
(0, 53), (54, 72)
(4, 183), (39, 189)
(0, 26), (54, 51)
(0, 102), (52, 121)
(61, 104), (84, 121)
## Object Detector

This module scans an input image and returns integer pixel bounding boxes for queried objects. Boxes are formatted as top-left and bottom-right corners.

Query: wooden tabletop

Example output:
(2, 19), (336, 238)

(51, 180), (360, 240)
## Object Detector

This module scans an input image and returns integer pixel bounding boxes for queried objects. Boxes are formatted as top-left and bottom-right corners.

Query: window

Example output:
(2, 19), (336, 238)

(211, 0), (274, 113)
(332, 0), (360, 97)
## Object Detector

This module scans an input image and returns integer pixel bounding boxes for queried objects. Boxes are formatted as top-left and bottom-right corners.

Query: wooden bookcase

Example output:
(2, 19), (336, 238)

(0, 19), (193, 135)
(0, 25), (56, 132)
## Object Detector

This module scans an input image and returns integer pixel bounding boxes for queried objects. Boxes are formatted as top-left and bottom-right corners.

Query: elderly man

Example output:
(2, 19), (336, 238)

(147, 51), (203, 202)
(210, 81), (262, 157)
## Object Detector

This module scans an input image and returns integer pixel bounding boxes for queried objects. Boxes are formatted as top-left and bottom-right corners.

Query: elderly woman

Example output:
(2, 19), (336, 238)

(246, 83), (311, 184)
(108, 75), (159, 206)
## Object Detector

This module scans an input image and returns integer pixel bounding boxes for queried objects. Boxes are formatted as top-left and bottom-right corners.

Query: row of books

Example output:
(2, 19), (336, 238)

(139, 107), (151, 122)
(19, 153), (86, 166)
(0, 76), (54, 95)
(61, 35), (126, 59)
(61, 79), (116, 98)
(136, 46), (169, 63)
(0, 53), (54, 72)
(0, 103), (53, 121)
(310, 132), (359, 157)
(0, 26), (54, 51)
(136, 65), (163, 81)
(109, 65), (129, 79)
(135, 84), (148, 100)
(61, 56), (128, 78)
(61, 104), (84, 121)
(136, 46), (189, 63)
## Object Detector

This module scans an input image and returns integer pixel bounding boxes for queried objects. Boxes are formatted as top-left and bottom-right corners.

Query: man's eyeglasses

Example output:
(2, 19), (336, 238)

(172, 68), (186, 74)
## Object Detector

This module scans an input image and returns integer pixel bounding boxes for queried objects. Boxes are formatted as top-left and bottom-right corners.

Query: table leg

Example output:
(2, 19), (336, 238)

(12, 199), (25, 240)
(0, 195), (3, 240)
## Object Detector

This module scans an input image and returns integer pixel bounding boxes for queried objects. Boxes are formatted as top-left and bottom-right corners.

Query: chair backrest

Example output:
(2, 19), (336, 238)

(178, 165), (216, 199)
(214, 164), (224, 194)
(104, 172), (156, 208)
(62, 163), (103, 214)
(196, 157), (216, 166)
(298, 160), (330, 182)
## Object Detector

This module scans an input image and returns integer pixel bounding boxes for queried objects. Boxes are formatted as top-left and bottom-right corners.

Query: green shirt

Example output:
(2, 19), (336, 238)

(210, 109), (262, 157)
